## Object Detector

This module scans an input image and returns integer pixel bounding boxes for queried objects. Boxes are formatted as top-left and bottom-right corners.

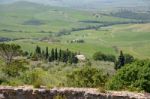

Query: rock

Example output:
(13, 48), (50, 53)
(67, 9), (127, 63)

(0, 87), (149, 99)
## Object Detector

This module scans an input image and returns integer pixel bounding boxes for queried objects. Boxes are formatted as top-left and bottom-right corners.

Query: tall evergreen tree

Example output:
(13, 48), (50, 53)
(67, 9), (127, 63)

(41, 50), (45, 59)
(45, 47), (49, 60)
(66, 49), (70, 62)
(55, 48), (58, 60)
(62, 51), (67, 63)
(51, 48), (55, 61)
(59, 49), (62, 61)
(115, 50), (125, 70)
(68, 53), (73, 64)
(35, 46), (41, 55)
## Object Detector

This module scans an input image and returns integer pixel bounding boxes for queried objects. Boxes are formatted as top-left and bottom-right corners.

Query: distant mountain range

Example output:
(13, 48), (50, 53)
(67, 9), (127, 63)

(0, 0), (150, 10)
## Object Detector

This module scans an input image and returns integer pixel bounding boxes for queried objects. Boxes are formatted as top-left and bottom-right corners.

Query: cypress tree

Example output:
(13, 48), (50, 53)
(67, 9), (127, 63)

(59, 49), (62, 61)
(45, 47), (49, 60)
(35, 45), (41, 55)
(61, 50), (65, 62)
(66, 49), (70, 62)
(55, 48), (58, 60)
(34, 46), (42, 60)
(41, 50), (45, 59)
(63, 51), (67, 63)
(68, 53), (73, 64)
(51, 48), (55, 61)
(117, 50), (125, 69)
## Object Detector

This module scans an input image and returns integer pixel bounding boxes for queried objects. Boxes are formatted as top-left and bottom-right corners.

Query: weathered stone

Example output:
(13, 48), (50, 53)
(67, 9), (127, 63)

(0, 87), (149, 99)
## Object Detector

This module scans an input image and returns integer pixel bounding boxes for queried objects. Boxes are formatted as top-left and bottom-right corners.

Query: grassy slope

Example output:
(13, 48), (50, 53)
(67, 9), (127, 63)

(0, 2), (150, 59)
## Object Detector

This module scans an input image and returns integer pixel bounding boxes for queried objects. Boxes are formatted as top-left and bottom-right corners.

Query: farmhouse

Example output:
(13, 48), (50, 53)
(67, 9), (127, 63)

(76, 55), (86, 61)
(71, 39), (84, 43)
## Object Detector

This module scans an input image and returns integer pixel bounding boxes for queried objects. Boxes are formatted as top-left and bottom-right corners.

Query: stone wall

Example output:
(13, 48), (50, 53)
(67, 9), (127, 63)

(0, 87), (149, 99)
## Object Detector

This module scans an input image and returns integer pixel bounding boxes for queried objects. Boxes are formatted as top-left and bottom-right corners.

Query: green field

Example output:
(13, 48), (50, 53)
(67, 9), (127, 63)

(0, 2), (150, 59)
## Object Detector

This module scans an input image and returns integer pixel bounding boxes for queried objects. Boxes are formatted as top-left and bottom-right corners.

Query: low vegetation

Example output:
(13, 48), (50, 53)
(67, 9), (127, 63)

(66, 66), (108, 87)
(0, 43), (149, 93)
(0, 1), (150, 94)
(93, 51), (116, 62)
(107, 59), (150, 92)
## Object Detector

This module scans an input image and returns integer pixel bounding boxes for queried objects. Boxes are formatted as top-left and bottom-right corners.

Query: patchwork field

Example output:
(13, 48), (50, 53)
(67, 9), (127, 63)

(0, 2), (150, 59)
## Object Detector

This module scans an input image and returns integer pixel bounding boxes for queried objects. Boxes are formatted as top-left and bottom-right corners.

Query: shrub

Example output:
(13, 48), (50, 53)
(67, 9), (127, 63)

(93, 52), (116, 62)
(2, 60), (28, 77)
(6, 78), (24, 86)
(21, 68), (45, 86)
(107, 60), (150, 92)
(33, 80), (41, 88)
(124, 54), (134, 64)
(115, 52), (134, 70)
(0, 71), (8, 84)
(66, 66), (108, 87)
(20, 68), (53, 88)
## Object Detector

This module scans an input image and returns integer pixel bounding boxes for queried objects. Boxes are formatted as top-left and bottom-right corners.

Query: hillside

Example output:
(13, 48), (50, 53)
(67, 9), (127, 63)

(0, 1), (149, 58)
(0, 0), (150, 95)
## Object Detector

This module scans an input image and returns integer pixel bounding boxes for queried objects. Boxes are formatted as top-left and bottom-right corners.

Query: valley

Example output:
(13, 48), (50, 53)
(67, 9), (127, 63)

(0, 1), (150, 59)
(0, 1), (150, 96)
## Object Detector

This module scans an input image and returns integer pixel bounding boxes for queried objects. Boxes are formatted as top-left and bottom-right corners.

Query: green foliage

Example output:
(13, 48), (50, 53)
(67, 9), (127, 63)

(0, 43), (22, 64)
(55, 48), (58, 60)
(107, 60), (150, 92)
(21, 68), (45, 85)
(30, 46), (78, 64)
(0, 71), (8, 84)
(6, 78), (24, 86)
(66, 66), (108, 87)
(115, 52), (134, 70)
(35, 45), (41, 55)
(93, 51), (116, 62)
(2, 60), (28, 77)
(51, 48), (55, 61)
(124, 54), (134, 64)
(33, 80), (41, 88)
(45, 47), (49, 60)
(115, 51), (125, 70)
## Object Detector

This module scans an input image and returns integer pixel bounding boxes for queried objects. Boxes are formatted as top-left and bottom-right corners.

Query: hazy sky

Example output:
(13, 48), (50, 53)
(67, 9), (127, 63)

(0, 0), (147, 4)
(0, 0), (149, 8)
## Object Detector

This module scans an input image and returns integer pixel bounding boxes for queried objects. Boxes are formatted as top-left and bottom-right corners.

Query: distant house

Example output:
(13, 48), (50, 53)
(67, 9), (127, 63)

(76, 55), (86, 61)
(71, 39), (84, 43)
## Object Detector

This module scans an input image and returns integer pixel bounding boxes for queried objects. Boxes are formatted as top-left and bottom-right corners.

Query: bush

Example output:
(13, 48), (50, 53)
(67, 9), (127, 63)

(124, 54), (134, 64)
(66, 66), (108, 87)
(6, 78), (24, 86)
(2, 60), (28, 77)
(93, 52), (116, 62)
(0, 71), (8, 84)
(33, 80), (41, 88)
(107, 60), (150, 92)
(21, 68), (45, 86)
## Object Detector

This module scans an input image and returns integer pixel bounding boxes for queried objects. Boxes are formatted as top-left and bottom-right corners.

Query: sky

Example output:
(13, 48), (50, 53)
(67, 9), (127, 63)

(0, 0), (149, 8)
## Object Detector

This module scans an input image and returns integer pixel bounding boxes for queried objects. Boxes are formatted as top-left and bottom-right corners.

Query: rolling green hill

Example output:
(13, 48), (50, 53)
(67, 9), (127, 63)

(0, 1), (150, 59)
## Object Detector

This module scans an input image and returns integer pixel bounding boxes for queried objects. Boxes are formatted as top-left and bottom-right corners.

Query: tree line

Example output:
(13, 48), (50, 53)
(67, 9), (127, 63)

(28, 46), (78, 64)
(93, 50), (134, 70)
(0, 43), (79, 65)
